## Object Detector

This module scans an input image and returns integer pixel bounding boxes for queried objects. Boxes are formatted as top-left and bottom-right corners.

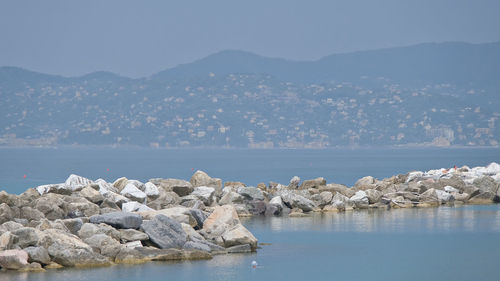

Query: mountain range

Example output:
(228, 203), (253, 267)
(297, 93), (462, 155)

(1, 41), (499, 147)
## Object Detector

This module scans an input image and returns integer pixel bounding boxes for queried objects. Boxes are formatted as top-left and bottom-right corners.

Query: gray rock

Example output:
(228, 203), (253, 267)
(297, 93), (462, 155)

(473, 176), (499, 194)
(221, 224), (258, 250)
(237, 186), (264, 201)
(103, 191), (130, 208)
(0, 231), (16, 251)
(83, 234), (122, 258)
(320, 184), (355, 198)
(191, 186), (216, 206)
(1, 221), (25, 233)
(163, 179), (194, 196)
(247, 200), (267, 215)
(435, 189), (454, 203)
(63, 196), (101, 218)
(354, 176), (376, 190)
(140, 214), (188, 249)
(20, 206), (45, 221)
(218, 191), (245, 205)
(119, 229), (149, 242)
(34, 194), (66, 220)
(183, 241), (211, 252)
(65, 174), (94, 192)
(189, 209), (207, 230)
(24, 246), (50, 265)
(77, 223), (120, 241)
(365, 189), (383, 204)
(57, 218), (83, 235)
(147, 191), (181, 210)
(12, 227), (39, 248)
(280, 190), (316, 212)
(0, 203), (14, 224)
(312, 191), (333, 207)
(264, 203), (282, 216)
(90, 212), (143, 229)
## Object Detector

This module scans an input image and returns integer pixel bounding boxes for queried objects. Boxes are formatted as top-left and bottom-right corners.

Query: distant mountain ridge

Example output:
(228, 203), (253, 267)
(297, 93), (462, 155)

(0, 41), (499, 148)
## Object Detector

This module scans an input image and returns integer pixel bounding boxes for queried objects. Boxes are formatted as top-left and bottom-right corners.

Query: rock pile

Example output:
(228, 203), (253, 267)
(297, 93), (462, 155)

(1, 163), (499, 272)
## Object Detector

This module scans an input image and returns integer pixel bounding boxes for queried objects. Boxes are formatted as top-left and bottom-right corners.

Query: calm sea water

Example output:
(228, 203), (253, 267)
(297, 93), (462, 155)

(1, 147), (500, 281)
(1, 147), (499, 194)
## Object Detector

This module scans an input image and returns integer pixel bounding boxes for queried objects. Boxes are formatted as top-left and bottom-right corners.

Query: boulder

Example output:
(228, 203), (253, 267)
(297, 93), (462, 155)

(77, 223), (120, 241)
(11, 227), (39, 248)
(24, 246), (50, 265)
(311, 191), (333, 207)
(102, 191), (130, 208)
(190, 171), (222, 196)
(354, 176), (376, 190)
(473, 176), (499, 194)
(90, 212), (143, 230)
(83, 234), (122, 259)
(202, 205), (240, 239)
(183, 241), (211, 252)
(319, 184), (355, 198)
(157, 179), (194, 196)
(119, 229), (149, 242)
(280, 190), (316, 212)
(63, 197), (100, 217)
(0, 231), (15, 251)
(288, 176), (301, 189)
(435, 189), (454, 203)
(140, 214), (187, 249)
(138, 206), (195, 226)
(1, 221), (24, 232)
(57, 218), (83, 235)
(0, 203), (14, 224)
(191, 186), (216, 206)
(469, 192), (496, 204)
(444, 186), (459, 193)
(79, 186), (105, 205)
(221, 224), (258, 250)
(420, 188), (440, 203)
(113, 177), (129, 192)
(218, 191), (245, 205)
(147, 191), (181, 210)
(39, 229), (110, 267)
(0, 249), (29, 269)
(247, 200), (267, 215)
(189, 209), (207, 230)
(65, 174), (94, 191)
(95, 179), (119, 195)
(122, 201), (154, 213)
(237, 186), (264, 201)
(349, 191), (369, 208)
(120, 183), (147, 203)
(299, 177), (326, 189)
(20, 206), (45, 221)
(365, 189), (382, 204)
(144, 182), (160, 199)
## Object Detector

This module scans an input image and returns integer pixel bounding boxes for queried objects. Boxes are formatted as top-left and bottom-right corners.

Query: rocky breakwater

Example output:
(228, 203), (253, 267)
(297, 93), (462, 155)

(1, 163), (499, 272)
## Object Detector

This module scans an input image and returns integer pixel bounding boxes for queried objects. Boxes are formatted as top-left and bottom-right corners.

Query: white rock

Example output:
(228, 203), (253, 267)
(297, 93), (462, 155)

(144, 182), (160, 198)
(486, 162), (500, 175)
(406, 171), (423, 183)
(65, 174), (93, 191)
(124, 240), (143, 248)
(269, 196), (283, 207)
(349, 190), (369, 207)
(121, 202), (153, 213)
(444, 186), (459, 193)
(191, 186), (216, 206)
(95, 179), (117, 195)
(120, 183), (147, 203)
(435, 189), (454, 203)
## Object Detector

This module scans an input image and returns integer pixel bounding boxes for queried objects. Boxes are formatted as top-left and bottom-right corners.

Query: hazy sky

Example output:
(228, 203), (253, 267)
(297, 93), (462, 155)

(1, 0), (499, 78)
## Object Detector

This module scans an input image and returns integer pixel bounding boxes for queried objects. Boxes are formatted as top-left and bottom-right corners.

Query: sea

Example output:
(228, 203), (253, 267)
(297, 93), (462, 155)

(1, 147), (500, 281)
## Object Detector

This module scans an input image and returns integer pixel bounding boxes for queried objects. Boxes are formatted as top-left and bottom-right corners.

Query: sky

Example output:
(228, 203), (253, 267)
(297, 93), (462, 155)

(0, 0), (499, 78)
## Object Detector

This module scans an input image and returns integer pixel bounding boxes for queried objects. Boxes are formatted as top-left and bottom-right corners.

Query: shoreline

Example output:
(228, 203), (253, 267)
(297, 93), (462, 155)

(0, 162), (499, 272)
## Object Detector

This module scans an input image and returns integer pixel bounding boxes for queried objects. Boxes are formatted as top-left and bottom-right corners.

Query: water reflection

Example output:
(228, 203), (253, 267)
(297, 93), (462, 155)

(246, 204), (500, 234)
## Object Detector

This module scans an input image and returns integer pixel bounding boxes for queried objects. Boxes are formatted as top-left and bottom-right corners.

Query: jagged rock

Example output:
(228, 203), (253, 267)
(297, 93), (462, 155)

(120, 183), (147, 203)
(288, 176), (301, 189)
(0, 249), (29, 269)
(100, 198), (120, 210)
(325, 193), (352, 212)
(140, 214), (187, 249)
(20, 206), (45, 221)
(11, 227), (39, 248)
(406, 171), (424, 183)
(299, 177), (326, 189)
(247, 200), (267, 215)
(90, 212), (143, 230)
(1, 221), (24, 233)
(77, 223), (120, 241)
(84, 234), (122, 258)
(122, 201), (154, 213)
(365, 189), (383, 204)
(65, 174), (94, 192)
(0, 191), (21, 207)
(144, 182), (160, 199)
(444, 186), (459, 193)
(19, 188), (40, 203)
(279, 190), (316, 212)
(57, 218), (83, 235)
(473, 176), (499, 194)
(202, 205), (240, 239)
(420, 188), (440, 203)
(138, 206), (196, 226)
(435, 189), (454, 203)
(237, 186), (264, 201)
(154, 179), (193, 196)
(257, 183), (267, 191)
(189, 209), (207, 229)
(319, 184), (355, 198)
(311, 191), (333, 207)
(190, 171), (222, 196)
(34, 194), (66, 220)
(24, 246), (50, 265)
(113, 177), (129, 192)
(63, 196), (101, 217)
(183, 241), (211, 252)
(0, 203), (14, 224)
(79, 186), (105, 205)
(218, 191), (245, 205)
(0, 231), (15, 251)
(225, 181), (246, 188)
(221, 224), (258, 250)
(119, 229), (149, 242)
(191, 186), (216, 206)
(39, 228), (110, 267)
(127, 180), (145, 191)
(147, 191), (181, 210)
(102, 191), (130, 208)
(95, 179), (119, 195)
(349, 191), (369, 208)
(469, 192), (496, 204)
(265, 197), (283, 216)
(124, 241), (143, 249)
